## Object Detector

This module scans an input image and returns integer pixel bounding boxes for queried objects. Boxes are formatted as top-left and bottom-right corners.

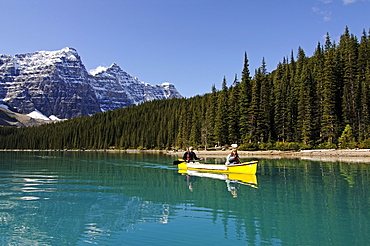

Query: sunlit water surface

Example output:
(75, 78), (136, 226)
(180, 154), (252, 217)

(0, 151), (369, 245)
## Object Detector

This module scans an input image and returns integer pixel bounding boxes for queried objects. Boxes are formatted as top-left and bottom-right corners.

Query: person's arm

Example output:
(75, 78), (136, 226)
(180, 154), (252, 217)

(225, 154), (231, 164)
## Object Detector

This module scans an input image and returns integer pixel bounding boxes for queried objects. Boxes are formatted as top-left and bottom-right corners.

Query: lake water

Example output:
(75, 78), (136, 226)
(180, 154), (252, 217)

(0, 151), (369, 245)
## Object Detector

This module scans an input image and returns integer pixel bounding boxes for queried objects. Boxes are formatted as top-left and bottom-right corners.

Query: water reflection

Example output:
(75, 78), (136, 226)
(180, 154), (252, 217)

(0, 151), (370, 245)
(178, 170), (258, 197)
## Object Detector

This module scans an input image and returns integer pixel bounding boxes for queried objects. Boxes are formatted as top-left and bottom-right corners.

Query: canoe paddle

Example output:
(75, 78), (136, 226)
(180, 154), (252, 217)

(173, 159), (185, 165)
(173, 159), (209, 165)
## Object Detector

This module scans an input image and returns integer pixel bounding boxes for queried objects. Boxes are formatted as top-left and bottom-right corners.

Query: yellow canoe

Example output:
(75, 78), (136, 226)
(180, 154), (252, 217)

(177, 160), (258, 175)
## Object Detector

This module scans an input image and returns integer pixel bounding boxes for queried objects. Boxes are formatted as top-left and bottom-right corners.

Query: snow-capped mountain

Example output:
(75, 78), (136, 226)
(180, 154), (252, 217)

(0, 47), (182, 119)
(91, 63), (182, 112)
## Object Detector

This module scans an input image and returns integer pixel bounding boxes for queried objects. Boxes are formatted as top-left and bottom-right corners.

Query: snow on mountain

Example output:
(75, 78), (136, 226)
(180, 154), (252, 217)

(27, 109), (51, 121)
(0, 47), (182, 120)
(89, 66), (109, 76)
(90, 63), (182, 111)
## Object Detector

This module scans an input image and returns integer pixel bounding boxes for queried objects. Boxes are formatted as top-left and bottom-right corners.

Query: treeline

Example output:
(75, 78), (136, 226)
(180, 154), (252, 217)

(1, 27), (369, 150)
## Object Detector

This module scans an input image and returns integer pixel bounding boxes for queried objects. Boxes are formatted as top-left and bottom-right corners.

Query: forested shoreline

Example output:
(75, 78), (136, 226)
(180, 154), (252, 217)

(1, 27), (370, 151)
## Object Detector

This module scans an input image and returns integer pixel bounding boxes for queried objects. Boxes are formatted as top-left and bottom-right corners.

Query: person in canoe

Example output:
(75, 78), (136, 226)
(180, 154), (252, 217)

(225, 148), (241, 165)
(183, 147), (202, 162)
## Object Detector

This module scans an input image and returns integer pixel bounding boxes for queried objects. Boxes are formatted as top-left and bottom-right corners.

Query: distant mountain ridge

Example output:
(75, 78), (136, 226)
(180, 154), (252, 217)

(0, 105), (51, 127)
(0, 47), (182, 120)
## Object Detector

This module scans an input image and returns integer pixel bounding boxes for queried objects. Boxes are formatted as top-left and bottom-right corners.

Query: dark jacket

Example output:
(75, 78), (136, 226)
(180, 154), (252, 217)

(183, 151), (200, 162)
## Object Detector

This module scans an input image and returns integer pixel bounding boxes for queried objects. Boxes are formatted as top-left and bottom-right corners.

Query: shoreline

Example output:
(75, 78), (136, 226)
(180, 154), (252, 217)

(167, 149), (370, 163)
(2, 148), (370, 163)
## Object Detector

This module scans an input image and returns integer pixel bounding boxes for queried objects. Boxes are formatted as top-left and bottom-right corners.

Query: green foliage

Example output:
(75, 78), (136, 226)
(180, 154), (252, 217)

(239, 143), (259, 151)
(317, 142), (337, 149)
(338, 124), (357, 149)
(358, 139), (370, 149)
(1, 27), (370, 151)
(274, 142), (301, 151)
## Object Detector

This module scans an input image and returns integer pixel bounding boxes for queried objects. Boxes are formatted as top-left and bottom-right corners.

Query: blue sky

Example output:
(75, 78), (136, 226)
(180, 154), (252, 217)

(0, 0), (369, 98)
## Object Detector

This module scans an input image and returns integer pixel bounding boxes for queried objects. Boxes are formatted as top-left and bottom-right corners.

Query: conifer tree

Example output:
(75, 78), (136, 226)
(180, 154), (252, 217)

(338, 124), (355, 149)
(358, 29), (370, 140)
(228, 74), (240, 144)
(204, 85), (217, 147)
(312, 42), (325, 143)
(339, 26), (359, 137)
(248, 59), (269, 143)
(214, 77), (229, 146)
(321, 33), (339, 145)
(297, 63), (314, 145)
(273, 62), (288, 142)
(239, 52), (252, 143)
(258, 58), (271, 142)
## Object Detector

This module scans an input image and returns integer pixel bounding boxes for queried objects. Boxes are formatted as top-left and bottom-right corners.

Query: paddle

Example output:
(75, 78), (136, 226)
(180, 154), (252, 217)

(173, 158), (208, 165)
(173, 159), (185, 165)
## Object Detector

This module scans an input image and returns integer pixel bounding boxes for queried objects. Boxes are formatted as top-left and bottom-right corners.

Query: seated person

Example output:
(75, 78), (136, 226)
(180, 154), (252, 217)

(183, 147), (202, 162)
(225, 149), (241, 165)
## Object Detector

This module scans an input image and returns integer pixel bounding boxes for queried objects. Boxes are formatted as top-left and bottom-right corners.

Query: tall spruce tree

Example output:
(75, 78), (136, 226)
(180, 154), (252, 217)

(297, 62), (314, 145)
(273, 61), (288, 142)
(248, 58), (269, 143)
(339, 26), (360, 138)
(321, 33), (339, 145)
(239, 52), (252, 143)
(358, 29), (370, 140)
(312, 42), (325, 143)
(204, 84), (218, 147)
(258, 58), (271, 142)
(228, 74), (240, 144)
(214, 77), (229, 146)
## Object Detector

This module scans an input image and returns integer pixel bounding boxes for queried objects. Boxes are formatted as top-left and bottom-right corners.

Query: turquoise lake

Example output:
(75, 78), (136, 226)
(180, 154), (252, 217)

(0, 151), (369, 245)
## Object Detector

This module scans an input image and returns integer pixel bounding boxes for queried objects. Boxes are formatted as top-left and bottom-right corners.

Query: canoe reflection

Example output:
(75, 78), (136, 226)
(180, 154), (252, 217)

(179, 170), (258, 197)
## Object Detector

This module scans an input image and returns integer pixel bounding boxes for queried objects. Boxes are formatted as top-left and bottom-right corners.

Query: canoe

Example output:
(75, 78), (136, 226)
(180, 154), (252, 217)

(176, 160), (258, 175)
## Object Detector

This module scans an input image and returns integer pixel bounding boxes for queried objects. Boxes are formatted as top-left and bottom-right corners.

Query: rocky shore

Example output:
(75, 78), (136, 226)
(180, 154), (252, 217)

(167, 149), (370, 163)
(3, 148), (370, 163)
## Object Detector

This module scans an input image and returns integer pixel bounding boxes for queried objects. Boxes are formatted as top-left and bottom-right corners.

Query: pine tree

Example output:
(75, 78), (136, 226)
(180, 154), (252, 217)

(321, 33), (339, 145)
(287, 51), (299, 142)
(338, 124), (355, 149)
(248, 58), (269, 143)
(273, 62), (288, 142)
(258, 58), (271, 143)
(358, 29), (370, 141)
(239, 52), (252, 143)
(228, 74), (240, 144)
(297, 63), (314, 145)
(312, 42), (325, 144)
(339, 26), (359, 138)
(214, 77), (229, 146)
(204, 85), (218, 147)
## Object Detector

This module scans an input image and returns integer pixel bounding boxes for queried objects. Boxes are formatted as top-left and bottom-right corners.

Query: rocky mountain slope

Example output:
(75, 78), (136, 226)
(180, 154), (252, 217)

(0, 105), (51, 127)
(0, 47), (182, 120)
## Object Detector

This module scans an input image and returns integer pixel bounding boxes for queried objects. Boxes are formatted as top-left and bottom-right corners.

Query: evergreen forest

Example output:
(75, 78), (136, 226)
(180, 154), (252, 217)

(1, 27), (370, 151)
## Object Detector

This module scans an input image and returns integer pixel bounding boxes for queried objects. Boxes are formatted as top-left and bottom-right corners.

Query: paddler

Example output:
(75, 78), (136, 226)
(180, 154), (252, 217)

(183, 147), (202, 162)
(225, 148), (241, 165)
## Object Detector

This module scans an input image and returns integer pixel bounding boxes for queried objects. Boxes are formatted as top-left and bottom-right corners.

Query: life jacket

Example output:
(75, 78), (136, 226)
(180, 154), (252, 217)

(228, 152), (239, 163)
(184, 151), (195, 161)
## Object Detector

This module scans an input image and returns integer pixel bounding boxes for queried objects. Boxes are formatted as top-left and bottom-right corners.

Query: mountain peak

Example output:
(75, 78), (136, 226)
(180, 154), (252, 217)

(89, 63), (122, 76)
(89, 66), (109, 76)
(0, 47), (182, 121)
